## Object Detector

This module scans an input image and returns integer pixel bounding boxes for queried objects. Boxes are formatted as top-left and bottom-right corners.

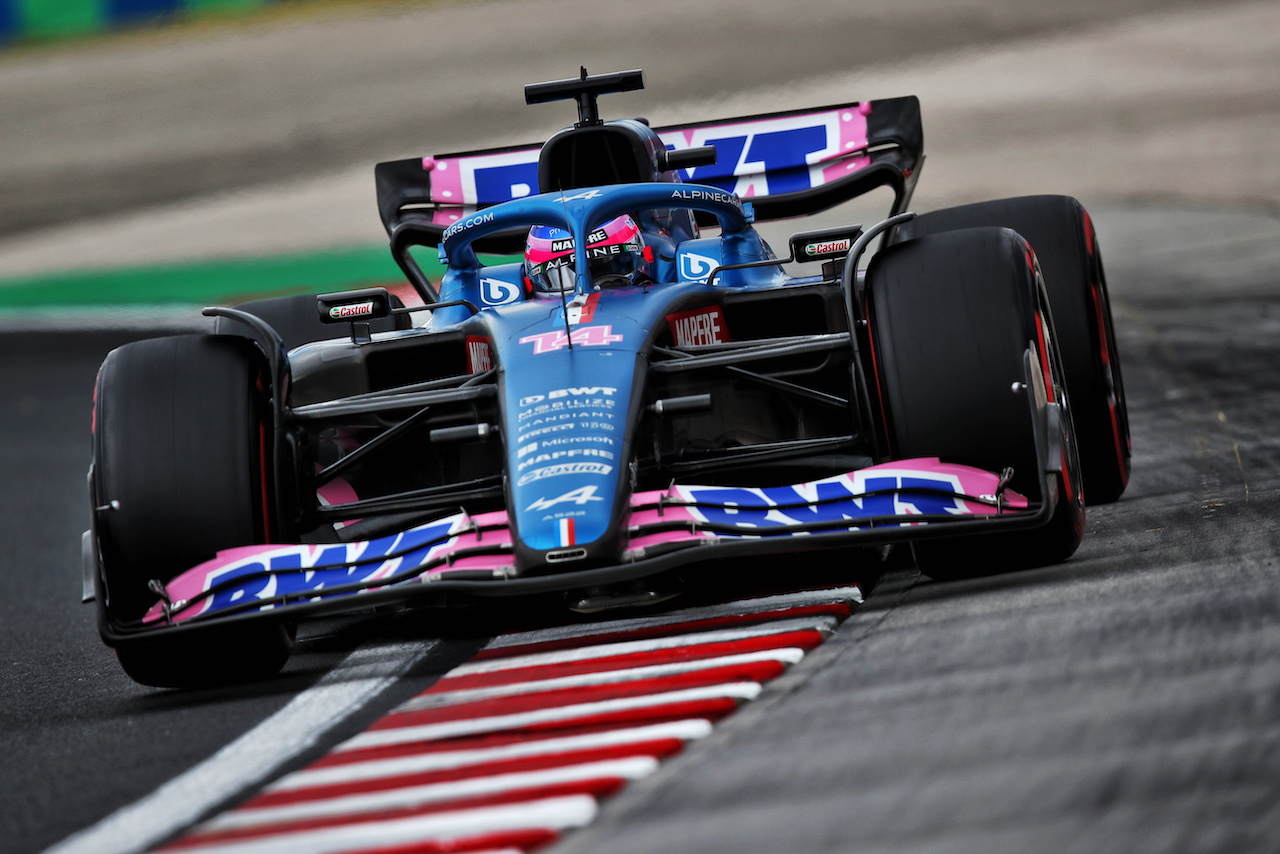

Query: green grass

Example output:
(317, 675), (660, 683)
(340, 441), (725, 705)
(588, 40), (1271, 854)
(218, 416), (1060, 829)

(0, 244), (427, 309)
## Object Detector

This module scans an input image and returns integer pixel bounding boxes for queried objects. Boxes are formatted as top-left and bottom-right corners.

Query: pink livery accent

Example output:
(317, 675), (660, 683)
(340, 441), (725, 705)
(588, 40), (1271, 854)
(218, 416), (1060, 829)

(428, 149), (536, 207)
(315, 475), (358, 507)
(142, 459), (1022, 624)
(622, 458), (1026, 560)
(144, 510), (515, 624)
(422, 103), (873, 213)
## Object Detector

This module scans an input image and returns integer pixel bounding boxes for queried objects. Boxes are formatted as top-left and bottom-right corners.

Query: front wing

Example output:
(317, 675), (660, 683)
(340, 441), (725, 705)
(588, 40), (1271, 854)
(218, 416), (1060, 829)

(114, 458), (1045, 638)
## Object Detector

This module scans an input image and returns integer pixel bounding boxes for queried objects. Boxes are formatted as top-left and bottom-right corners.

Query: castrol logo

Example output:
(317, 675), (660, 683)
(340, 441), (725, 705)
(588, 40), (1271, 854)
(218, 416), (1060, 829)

(329, 301), (374, 320)
(805, 239), (851, 256)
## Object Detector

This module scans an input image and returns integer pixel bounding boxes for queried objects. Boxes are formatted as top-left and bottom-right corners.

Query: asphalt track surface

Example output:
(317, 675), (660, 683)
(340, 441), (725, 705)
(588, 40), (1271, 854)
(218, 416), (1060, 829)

(4, 2), (1280, 853)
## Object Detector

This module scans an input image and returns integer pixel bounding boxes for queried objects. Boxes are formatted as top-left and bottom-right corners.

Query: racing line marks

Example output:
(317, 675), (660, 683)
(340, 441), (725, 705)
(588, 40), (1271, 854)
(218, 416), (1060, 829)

(157, 586), (862, 854)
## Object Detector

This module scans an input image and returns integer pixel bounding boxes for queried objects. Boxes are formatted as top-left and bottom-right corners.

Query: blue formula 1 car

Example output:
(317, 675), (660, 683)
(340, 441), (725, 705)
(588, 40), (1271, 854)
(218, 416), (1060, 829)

(83, 69), (1130, 687)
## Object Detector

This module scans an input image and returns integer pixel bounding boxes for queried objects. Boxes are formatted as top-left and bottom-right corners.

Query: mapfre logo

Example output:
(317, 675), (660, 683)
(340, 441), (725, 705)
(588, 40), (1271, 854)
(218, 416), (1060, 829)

(667, 306), (731, 347)
(466, 336), (492, 373)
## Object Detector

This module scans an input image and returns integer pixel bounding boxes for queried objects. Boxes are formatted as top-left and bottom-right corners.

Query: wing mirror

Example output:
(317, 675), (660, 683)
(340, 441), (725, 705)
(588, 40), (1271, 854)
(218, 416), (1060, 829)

(788, 225), (866, 263)
(659, 145), (717, 172)
(317, 288), (394, 324)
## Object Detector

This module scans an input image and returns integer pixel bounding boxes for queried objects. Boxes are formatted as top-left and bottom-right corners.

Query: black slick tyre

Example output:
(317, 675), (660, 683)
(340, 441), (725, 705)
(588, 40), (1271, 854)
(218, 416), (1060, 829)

(894, 195), (1130, 503)
(92, 334), (291, 687)
(866, 227), (1085, 580)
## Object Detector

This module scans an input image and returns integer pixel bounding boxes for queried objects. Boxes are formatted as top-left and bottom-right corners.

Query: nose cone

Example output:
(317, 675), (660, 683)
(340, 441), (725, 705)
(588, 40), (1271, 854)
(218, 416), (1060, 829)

(502, 323), (637, 565)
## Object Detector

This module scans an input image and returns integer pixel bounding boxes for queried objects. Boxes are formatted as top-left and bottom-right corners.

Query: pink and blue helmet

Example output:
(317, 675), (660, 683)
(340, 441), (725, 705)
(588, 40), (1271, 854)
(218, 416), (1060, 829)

(525, 215), (652, 292)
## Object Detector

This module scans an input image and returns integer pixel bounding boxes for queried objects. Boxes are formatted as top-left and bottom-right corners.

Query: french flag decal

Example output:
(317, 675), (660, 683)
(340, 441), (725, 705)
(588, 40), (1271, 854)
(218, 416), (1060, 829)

(559, 517), (576, 547)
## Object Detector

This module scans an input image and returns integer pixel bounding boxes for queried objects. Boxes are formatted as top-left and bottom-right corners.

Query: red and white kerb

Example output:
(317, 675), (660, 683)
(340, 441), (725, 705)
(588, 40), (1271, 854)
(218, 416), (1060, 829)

(159, 586), (863, 854)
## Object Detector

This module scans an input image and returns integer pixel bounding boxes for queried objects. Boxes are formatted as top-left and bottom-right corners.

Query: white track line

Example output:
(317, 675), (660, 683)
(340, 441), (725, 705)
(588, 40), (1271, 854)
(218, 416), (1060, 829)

(163, 795), (598, 854)
(449, 616), (840, 676)
(202, 757), (660, 833)
(338, 682), (764, 751)
(269, 719), (714, 792)
(50, 588), (860, 853)
(42, 640), (436, 854)
(482, 587), (861, 651)
(403, 649), (806, 709)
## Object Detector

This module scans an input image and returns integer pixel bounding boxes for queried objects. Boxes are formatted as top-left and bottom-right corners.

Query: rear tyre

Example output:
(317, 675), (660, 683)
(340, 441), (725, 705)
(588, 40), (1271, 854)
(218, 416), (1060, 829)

(214, 292), (411, 352)
(92, 334), (291, 687)
(895, 195), (1130, 503)
(866, 227), (1085, 580)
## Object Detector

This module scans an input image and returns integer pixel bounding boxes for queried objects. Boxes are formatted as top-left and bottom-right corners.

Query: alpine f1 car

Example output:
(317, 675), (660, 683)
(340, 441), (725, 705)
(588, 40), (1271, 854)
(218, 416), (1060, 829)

(83, 68), (1130, 687)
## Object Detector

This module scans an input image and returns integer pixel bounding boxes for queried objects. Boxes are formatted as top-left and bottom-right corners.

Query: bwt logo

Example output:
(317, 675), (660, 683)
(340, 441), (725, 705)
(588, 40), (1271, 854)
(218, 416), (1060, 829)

(519, 387), (617, 406)
(659, 122), (832, 196)
(520, 325), (624, 354)
(683, 472), (967, 529)
(454, 113), (856, 208)
(202, 519), (457, 616)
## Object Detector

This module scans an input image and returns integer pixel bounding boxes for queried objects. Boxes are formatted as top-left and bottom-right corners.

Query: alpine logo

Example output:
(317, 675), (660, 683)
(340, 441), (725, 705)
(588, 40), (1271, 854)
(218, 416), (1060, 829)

(329, 301), (374, 320)
(670, 188), (739, 208)
(667, 306), (731, 347)
(527, 485), (605, 512)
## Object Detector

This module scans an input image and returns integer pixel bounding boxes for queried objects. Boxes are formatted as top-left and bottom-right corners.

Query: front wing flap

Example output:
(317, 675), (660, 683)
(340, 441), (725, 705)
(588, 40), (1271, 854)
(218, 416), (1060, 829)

(117, 458), (1040, 637)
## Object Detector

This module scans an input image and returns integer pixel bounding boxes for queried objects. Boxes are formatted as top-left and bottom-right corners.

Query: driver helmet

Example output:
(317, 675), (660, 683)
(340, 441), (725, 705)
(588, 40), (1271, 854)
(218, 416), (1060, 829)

(525, 215), (652, 292)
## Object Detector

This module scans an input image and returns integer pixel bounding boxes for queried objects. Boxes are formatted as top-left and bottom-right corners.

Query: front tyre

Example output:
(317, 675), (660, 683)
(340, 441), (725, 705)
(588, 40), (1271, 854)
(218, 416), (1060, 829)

(866, 227), (1085, 580)
(92, 334), (291, 687)
(895, 195), (1130, 503)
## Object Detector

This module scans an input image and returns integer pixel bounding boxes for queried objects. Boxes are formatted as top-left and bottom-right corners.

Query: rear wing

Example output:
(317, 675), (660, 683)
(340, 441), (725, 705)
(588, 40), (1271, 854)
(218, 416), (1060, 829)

(374, 96), (922, 254)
